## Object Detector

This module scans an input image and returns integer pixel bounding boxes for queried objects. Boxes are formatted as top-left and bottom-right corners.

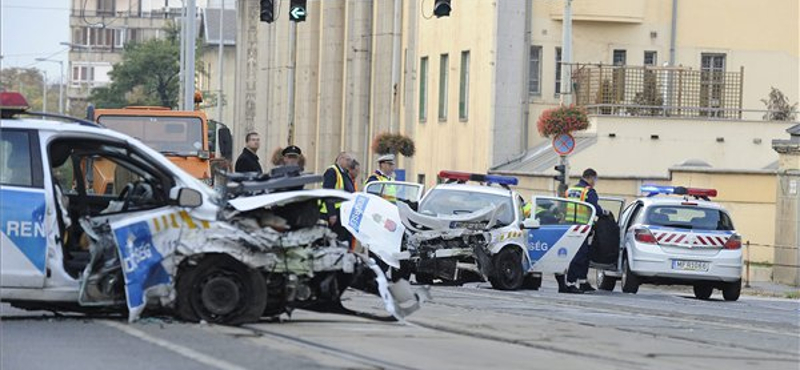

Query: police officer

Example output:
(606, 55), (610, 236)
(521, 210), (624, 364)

(366, 154), (396, 183)
(281, 145), (303, 168)
(557, 168), (606, 294)
(320, 152), (356, 241)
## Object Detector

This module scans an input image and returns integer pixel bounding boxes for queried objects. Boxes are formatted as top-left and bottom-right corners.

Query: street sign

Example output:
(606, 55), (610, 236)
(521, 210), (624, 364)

(552, 133), (575, 156)
(289, 4), (306, 22)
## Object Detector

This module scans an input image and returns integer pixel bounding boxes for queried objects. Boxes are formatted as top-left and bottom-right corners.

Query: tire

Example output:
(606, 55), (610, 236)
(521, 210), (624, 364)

(596, 269), (617, 292)
(176, 255), (267, 325)
(621, 257), (639, 294)
(722, 280), (741, 301)
(489, 248), (524, 291)
(522, 274), (542, 290)
(693, 284), (714, 300)
(415, 272), (435, 285)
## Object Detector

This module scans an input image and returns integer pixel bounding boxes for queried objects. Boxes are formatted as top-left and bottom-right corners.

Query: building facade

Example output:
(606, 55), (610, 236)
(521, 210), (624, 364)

(67, 0), (183, 114)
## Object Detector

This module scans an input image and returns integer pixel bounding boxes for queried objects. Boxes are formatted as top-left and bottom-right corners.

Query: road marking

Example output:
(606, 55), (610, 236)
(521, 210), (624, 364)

(100, 320), (249, 370)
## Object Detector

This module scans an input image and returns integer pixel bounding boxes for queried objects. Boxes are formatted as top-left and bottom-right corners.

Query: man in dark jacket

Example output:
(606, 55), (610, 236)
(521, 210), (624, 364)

(320, 152), (356, 241)
(234, 132), (262, 173)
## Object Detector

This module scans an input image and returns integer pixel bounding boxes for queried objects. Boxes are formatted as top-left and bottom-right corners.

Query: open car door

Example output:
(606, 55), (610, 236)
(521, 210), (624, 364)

(363, 181), (424, 209)
(525, 196), (595, 274)
(590, 197), (625, 267)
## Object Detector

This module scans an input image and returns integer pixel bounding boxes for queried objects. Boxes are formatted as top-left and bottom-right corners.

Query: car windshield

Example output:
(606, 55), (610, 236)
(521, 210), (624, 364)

(98, 115), (204, 155)
(420, 188), (514, 226)
(645, 205), (734, 231)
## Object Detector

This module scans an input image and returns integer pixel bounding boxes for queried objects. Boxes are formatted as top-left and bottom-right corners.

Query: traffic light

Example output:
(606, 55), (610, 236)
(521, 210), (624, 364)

(259, 0), (274, 23)
(290, 0), (307, 22)
(433, 0), (451, 18)
(553, 164), (566, 183)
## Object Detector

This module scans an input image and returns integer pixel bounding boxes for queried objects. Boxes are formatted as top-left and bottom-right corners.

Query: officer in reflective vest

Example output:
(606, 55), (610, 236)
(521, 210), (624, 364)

(321, 152), (356, 241)
(558, 168), (606, 294)
(365, 154), (397, 203)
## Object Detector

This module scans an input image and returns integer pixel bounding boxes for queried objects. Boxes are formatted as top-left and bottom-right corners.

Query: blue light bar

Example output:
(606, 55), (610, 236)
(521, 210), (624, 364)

(485, 174), (519, 186)
(641, 184), (675, 197)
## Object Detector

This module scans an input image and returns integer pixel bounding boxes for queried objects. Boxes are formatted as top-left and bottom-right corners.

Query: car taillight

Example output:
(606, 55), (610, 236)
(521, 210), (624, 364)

(634, 228), (658, 244)
(724, 234), (742, 250)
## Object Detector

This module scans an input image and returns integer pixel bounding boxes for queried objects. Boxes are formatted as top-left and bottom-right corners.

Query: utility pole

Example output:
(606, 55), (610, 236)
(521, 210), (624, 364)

(561, 0), (573, 105)
(36, 58), (65, 114)
(217, 0), (225, 122)
(42, 70), (48, 113)
(182, 0), (197, 110)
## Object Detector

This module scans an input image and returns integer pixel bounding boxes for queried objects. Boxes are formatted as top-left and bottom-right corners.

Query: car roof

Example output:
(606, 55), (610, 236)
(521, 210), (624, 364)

(429, 183), (516, 198)
(1, 117), (130, 140)
(636, 196), (727, 211)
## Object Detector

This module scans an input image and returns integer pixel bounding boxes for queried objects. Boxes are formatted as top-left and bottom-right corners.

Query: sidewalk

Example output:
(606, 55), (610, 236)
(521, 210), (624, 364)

(742, 280), (800, 299)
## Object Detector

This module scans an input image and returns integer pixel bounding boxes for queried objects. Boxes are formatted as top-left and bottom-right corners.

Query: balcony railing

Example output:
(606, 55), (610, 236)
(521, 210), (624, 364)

(71, 9), (183, 19)
(569, 64), (745, 119)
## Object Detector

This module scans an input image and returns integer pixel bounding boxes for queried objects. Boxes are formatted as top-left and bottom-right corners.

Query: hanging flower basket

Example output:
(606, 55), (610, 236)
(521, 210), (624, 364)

(372, 132), (416, 157)
(536, 105), (590, 138)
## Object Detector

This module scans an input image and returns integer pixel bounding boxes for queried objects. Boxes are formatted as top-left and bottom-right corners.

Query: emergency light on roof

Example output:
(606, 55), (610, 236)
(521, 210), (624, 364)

(0, 92), (30, 118)
(641, 185), (717, 198)
(438, 170), (519, 186)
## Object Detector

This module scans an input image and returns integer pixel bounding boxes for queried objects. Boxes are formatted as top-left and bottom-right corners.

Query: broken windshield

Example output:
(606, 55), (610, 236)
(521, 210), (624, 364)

(98, 115), (204, 156)
(420, 189), (514, 226)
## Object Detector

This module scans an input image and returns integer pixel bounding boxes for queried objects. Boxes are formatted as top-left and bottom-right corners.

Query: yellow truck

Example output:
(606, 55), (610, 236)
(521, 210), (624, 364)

(85, 106), (232, 194)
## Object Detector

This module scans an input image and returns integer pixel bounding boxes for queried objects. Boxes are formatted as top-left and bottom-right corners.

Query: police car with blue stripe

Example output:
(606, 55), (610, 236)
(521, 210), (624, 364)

(351, 171), (596, 291)
(0, 92), (426, 324)
(594, 185), (743, 301)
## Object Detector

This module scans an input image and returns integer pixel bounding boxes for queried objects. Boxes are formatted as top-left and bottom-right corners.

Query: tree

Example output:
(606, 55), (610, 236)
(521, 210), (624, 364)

(90, 22), (204, 109)
(761, 87), (798, 121)
(0, 67), (60, 113)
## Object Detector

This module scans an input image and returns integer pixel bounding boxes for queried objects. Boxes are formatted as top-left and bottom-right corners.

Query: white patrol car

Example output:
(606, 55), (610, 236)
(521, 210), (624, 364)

(0, 92), (424, 325)
(353, 171), (596, 291)
(594, 185), (743, 301)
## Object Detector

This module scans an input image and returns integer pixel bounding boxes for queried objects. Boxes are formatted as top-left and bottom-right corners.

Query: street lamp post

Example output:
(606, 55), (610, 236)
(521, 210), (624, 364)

(35, 58), (65, 114)
(42, 70), (48, 113)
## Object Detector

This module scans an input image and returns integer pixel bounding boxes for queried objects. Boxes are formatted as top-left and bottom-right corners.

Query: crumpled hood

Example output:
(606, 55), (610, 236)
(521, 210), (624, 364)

(227, 189), (354, 212)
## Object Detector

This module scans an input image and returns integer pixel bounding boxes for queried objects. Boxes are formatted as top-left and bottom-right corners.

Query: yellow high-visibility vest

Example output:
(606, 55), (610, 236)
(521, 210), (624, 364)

(564, 186), (591, 224)
(320, 165), (345, 214)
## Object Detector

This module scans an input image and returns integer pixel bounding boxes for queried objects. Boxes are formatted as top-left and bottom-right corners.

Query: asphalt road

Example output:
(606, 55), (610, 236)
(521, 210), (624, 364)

(2, 281), (798, 370)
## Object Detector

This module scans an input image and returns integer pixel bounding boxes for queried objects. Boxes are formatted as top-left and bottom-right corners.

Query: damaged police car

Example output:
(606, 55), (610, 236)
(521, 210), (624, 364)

(348, 171), (596, 291)
(0, 92), (426, 325)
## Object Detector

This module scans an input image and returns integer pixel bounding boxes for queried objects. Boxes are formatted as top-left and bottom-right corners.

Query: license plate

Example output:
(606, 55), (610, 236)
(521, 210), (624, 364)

(672, 260), (709, 272)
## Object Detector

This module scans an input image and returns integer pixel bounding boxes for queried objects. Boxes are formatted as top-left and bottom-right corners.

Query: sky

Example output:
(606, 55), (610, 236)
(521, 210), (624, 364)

(1, 0), (71, 83)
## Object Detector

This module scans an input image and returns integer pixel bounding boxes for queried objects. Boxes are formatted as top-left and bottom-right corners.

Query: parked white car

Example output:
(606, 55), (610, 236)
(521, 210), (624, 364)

(595, 185), (743, 301)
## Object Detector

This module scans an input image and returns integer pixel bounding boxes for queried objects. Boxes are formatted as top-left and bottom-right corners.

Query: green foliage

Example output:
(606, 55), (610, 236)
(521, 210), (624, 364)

(372, 133), (416, 157)
(761, 87), (798, 121)
(0, 67), (60, 113)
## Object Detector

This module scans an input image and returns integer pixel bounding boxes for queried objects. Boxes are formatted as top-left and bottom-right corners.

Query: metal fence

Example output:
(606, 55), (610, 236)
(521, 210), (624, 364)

(570, 63), (745, 119)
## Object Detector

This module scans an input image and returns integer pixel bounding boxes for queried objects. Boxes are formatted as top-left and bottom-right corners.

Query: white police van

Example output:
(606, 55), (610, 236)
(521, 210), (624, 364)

(351, 171), (596, 290)
(0, 92), (424, 324)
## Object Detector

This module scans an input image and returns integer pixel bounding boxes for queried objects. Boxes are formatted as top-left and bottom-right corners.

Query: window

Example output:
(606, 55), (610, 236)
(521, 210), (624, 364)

(644, 51), (657, 66)
(113, 29), (126, 48)
(700, 53), (726, 116)
(613, 49), (627, 66)
(646, 206), (734, 231)
(459, 51), (470, 120)
(534, 198), (594, 226)
(419, 57), (428, 121)
(528, 46), (542, 95)
(72, 65), (96, 84)
(0, 130), (43, 188)
(555, 47), (563, 94)
(417, 173), (425, 186)
(438, 54), (449, 120)
(97, 0), (115, 16)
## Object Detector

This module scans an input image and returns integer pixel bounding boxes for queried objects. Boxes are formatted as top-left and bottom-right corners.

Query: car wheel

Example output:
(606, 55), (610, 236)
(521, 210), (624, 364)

(722, 279), (741, 301)
(596, 269), (617, 292)
(621, 257), (639, 294)
(489, 248), (524, 291)
(522, 274), (542, 290)
(415, 272), (435, 285)
(176, 255), (267, 325)
(693, 284), (714, 300)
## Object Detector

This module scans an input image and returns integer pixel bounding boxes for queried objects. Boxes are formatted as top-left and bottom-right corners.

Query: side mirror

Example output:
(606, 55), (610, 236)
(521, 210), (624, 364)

(521, 218), (540, 229)
(217, 126), (233, 160)
(177, 188), (203, 208)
